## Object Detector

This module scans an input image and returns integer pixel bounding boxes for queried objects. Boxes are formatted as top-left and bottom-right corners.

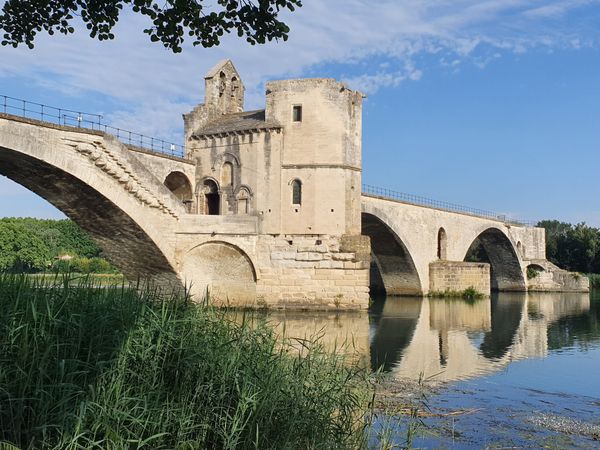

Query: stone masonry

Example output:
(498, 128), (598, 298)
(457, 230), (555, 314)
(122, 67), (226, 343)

(429, 261), (491, 296)
(0, 59), (588, 311)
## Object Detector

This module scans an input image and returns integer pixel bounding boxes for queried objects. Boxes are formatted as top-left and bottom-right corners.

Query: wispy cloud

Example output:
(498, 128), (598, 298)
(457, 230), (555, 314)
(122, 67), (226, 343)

(0, 0), (598, 137)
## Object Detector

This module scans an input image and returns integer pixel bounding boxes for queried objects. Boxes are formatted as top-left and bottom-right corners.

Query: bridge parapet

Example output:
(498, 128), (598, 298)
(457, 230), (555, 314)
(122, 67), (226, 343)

(1, 95), (185, 158)
(362, 184), (534, 227)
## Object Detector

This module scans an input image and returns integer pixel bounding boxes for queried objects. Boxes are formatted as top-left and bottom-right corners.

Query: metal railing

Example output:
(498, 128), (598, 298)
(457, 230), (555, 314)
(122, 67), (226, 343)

(362, 184), (536, 227)
(1, 95), (185, 158)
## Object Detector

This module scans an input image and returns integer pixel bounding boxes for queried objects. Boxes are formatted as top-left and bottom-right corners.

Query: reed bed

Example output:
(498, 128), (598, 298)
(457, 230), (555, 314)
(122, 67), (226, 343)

(0, 274), (372, 449)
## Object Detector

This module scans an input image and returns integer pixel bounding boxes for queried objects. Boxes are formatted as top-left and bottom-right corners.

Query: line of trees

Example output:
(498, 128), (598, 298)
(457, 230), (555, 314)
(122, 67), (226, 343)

(0, 218), (117, 273)
(537, 220), (600, 274)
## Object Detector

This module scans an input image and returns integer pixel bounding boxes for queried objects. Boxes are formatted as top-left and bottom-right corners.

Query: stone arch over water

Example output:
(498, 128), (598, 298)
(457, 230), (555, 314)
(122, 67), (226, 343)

(464, 227), (526, 291)
(0, 125), (183, 288)
(361, 212), (423, 296)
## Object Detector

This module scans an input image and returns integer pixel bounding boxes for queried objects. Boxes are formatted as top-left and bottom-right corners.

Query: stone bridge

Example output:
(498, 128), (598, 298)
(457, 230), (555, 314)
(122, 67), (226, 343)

(0, 60), (588, 309)
(363, 194), (551, 296)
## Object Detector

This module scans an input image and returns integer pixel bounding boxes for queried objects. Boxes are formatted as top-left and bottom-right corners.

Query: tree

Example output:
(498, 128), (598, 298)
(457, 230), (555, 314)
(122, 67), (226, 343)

(536, 220), (572, 266)
(0, 0), (302, 53)
(537, 220), (600, 273)
(0, 220), (51, 272)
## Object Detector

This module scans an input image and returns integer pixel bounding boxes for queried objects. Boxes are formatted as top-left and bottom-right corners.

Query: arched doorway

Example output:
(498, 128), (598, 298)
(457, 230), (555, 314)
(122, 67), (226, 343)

(437, 228), (447, 260)
(164, 172), (193, 212)
(464, 228), (526, 291)
(362, 213), (422, 296)
(200, 179), (220, 215)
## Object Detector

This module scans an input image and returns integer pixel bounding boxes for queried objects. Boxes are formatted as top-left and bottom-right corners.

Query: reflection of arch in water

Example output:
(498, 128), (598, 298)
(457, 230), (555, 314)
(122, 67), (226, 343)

(369, 297), (422, 372)
(379, 292), (594, 383)
(182, 241), (256, 306)
(464, 227), (526, 292)
(535, 292), (592, 350)
(479, 293), (526, 359)
(362, 213), (422, 296)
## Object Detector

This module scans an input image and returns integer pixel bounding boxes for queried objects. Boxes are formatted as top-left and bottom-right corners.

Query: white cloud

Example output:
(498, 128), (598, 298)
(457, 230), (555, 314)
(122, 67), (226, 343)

(0, 0), (597, 137)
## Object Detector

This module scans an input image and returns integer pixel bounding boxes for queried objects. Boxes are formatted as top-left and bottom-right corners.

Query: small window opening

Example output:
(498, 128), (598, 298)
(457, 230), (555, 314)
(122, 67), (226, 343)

(292, 179), (302, 205)
(437, 228), (447, 260)
(292, 105), (302, 122)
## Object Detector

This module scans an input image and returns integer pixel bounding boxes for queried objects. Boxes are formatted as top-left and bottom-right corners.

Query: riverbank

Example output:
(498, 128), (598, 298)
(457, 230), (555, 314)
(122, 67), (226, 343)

(0, 274), (373, 449)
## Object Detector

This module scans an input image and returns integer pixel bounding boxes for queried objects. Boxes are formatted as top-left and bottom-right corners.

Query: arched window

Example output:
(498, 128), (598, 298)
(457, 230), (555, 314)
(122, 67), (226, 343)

(236, 187), (250, 214)
(221, 162), (233, 186)
(292, 179), (302, 205)
(437, 228), (447, 260)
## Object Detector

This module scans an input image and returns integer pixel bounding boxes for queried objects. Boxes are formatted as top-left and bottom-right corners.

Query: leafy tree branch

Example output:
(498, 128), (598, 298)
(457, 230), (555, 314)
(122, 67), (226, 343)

(0, 0), (302, 53)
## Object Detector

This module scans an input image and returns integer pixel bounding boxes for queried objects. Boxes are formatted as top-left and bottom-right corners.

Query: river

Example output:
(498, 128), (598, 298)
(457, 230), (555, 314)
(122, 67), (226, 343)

(248, 290), (600, 448)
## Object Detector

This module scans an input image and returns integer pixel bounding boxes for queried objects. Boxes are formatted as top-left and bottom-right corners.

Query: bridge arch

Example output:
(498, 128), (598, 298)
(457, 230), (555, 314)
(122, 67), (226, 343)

(361, 212), (423, 296)
(463, 227), (526, 291)
(181, 241), (257, 306)
(0, 117), (185, 287)
(164, 171), (193, 211)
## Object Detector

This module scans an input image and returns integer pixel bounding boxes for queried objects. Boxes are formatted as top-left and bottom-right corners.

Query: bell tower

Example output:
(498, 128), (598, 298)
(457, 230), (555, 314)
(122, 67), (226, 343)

(204, 59), (245, 115)
(183, 60), (245, 146)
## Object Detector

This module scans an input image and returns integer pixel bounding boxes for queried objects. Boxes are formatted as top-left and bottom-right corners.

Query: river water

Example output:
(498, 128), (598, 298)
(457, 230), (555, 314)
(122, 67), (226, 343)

(252, 290), (600, 448)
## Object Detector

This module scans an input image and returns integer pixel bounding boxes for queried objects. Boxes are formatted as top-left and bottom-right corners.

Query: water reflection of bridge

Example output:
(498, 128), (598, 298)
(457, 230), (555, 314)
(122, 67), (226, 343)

(261, 293), (591, 383)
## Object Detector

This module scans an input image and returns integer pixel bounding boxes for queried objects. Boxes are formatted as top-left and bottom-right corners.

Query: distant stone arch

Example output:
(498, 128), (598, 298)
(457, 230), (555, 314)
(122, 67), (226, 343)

(464, 228), (526, 291)
(164, 171), (193, 212)
(437, 227), (447, 260)
(362, 212), (422, 296)
(181, 241), (257, 306)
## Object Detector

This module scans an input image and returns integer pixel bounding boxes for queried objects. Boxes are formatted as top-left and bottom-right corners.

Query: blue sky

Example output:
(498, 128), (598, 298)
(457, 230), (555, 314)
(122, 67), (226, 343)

(1, 0), (599, 225)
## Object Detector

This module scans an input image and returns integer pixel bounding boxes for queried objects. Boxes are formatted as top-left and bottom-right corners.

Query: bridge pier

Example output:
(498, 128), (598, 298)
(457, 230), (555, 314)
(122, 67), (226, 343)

(429, 261), (491, 296)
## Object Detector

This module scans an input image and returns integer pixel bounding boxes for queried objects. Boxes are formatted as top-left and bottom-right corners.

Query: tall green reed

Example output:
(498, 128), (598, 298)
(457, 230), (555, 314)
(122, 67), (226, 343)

(0, 274), (372, 449)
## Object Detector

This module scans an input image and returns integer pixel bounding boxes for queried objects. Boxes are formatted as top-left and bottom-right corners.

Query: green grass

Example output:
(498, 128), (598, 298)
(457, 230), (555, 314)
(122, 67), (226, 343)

(0, 274), (372, 449)
(428, 286), (485, 301)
